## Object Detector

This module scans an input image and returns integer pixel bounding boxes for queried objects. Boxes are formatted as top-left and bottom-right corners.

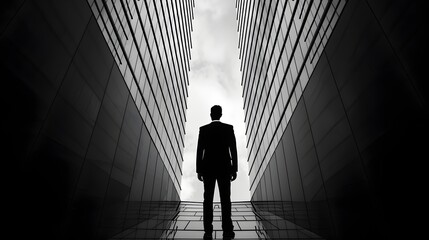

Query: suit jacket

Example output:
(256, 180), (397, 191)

(196, 121), (238, 175)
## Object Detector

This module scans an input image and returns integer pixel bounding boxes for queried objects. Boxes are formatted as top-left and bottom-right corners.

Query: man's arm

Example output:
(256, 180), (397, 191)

(196, 127), (204, 180)
(230, 126), (238, 174)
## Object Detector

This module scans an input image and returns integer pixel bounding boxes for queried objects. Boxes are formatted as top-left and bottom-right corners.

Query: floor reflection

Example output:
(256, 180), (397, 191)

(110, 201), (324, 239)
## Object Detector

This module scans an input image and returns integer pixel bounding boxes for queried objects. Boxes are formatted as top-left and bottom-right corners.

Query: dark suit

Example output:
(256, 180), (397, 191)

(196, 121), (237, 235)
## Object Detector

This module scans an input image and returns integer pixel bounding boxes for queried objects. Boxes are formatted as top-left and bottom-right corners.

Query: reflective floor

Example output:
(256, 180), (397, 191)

(110, 201), (324, 239)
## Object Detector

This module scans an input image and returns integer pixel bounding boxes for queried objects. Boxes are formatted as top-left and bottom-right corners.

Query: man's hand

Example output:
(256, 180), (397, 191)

(230, 172), (237, 182)
(198, 173), (203, 182)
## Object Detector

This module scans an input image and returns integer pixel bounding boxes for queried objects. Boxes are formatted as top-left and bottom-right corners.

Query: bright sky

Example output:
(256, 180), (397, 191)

(180, 0), (250, 202)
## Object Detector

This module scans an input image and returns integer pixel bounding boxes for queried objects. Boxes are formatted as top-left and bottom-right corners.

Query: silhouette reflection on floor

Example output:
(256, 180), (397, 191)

(110, 201), (324, 239)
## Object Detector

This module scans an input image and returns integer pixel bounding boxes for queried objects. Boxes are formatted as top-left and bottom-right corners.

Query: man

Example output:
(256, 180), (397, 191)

(196, 105), (237, 240)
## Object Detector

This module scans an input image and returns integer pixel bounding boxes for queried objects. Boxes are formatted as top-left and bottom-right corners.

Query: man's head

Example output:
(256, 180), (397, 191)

(210, 105), (222, 120)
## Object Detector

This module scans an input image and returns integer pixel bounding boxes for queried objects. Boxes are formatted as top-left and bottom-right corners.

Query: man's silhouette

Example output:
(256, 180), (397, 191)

(196, 105), (237, 240)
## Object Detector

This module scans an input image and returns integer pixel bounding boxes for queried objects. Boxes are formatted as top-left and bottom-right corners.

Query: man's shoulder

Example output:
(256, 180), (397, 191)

(200, 123), (211, 131)
(200, 123), (210, 132)
(201, 122), (234, 130)
(216, 122), (234, 132)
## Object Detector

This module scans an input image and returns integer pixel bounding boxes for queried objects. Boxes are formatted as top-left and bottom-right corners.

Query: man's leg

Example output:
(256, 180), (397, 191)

(203, 175), (216, 235)
(217, 175), (234, 237)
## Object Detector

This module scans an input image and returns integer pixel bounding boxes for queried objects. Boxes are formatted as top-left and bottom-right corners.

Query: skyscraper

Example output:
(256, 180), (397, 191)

(89, 0), (193, 201)
(2, 0), (194, 239)
(237, 0), (426, 238)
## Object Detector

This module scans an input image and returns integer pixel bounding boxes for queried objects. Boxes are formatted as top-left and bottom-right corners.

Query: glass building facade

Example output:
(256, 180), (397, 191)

(237, 0), (427, 239)
(237, 0), (346, 200)
(2, 0), (193, 239)
(88, 0), (193, 197)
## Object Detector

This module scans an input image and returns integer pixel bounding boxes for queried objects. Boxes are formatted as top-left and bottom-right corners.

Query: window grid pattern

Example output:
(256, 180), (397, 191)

(109, 202), (324, 239)
(236, 0), (346, 193)
(87, 0), (195, 193)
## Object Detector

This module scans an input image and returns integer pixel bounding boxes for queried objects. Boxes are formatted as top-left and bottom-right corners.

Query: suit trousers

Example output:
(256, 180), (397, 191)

(203, 174), (234, 234)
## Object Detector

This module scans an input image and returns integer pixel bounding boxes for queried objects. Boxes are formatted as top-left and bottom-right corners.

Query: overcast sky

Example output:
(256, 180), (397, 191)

(180, 0), (250, 202)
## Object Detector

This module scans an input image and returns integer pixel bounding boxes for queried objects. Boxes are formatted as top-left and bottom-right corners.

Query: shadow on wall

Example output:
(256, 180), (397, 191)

(250, 0), (427, 239)
(2, 1), (180, 239)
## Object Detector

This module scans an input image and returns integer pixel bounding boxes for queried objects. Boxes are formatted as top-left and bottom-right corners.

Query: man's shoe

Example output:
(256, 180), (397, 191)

(223, 231), (235, 239)
(203, 232), (213, 240)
